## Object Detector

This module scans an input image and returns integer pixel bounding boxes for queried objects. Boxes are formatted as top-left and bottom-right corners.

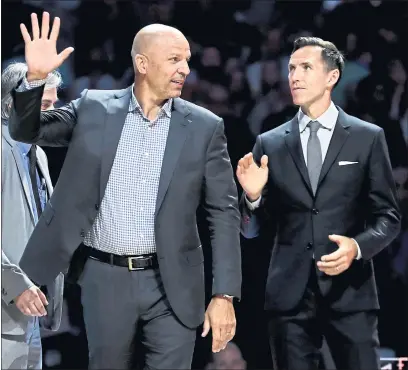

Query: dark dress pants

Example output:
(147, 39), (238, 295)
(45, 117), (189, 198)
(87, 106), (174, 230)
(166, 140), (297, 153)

(268, 264), (380, 370)
(79, 258), (196, 369)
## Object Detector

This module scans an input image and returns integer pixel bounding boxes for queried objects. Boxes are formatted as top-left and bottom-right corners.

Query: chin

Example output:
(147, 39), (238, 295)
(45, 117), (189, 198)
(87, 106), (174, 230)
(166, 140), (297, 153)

(169, 90), (182, 98)
(291, 96), (303, 106)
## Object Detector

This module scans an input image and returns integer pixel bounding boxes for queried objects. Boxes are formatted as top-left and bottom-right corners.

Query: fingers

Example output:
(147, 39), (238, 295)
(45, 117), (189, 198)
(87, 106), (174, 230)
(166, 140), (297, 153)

(57, 47), (75, 64)
(317, 258), (345, 269)
(41, 12), (50, 39)
(260, 155), (268, 168)
(211, 319), (236, 352)
(212, 327), (224, 353)
(31, 13), (40, 40)
(17, 304), (33, 316)
(20, 23), (31, 43)
(37, 289), (49, 306)
(201, 314), (210, 337)
(319, 263), (347, 276)
(238, 153), (257, 170)
(31, 298), (46, 316)
(317, 257), (347, 274)
(240, 153), (252, 169)
(236, 164), (242, 177)
(328, 234), (344, 245)
(321, 248), (343, 262)
(16, 299), (45, 316)
(49, 16), (61, 42)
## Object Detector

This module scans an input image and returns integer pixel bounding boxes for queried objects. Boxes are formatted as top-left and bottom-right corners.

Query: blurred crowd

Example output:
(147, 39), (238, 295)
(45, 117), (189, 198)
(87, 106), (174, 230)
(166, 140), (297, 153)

(2, 0), (408, 368)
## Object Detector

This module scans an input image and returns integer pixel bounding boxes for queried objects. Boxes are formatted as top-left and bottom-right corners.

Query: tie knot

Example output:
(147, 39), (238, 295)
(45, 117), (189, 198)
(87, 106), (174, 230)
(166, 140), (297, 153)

(308, 120), (321, 133)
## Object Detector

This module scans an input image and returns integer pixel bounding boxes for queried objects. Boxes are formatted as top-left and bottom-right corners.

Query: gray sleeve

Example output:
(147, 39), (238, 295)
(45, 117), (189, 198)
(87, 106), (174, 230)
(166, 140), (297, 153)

(2, 251), (34, 305)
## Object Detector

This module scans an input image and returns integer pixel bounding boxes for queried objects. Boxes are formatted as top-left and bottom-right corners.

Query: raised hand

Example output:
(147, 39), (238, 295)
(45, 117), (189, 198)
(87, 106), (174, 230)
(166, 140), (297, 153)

(236, 152), (269, 201)
(20, 12), (74, 81)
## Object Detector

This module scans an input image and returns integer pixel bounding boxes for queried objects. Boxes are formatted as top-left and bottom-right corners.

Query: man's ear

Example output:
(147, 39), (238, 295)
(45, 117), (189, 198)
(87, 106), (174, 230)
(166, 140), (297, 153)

(327, 69), (340, 89)
(134, 54), (148, 75)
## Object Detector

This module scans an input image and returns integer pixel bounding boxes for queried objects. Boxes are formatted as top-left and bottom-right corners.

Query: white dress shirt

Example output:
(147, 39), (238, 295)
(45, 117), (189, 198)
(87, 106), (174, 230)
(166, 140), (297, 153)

(245, 101), (362, 259)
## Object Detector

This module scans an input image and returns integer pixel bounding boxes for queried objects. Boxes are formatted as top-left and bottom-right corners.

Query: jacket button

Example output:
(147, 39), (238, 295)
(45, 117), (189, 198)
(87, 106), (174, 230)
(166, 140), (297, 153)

(312, 208), (319, 215)
(95, 204), (99, 211)
(306, 242), (313, 250)
(80, 229), (85, 237)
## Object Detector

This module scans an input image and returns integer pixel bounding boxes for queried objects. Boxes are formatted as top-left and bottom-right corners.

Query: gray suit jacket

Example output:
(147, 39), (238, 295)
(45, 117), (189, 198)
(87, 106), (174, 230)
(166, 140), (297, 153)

(9, 85), (241, 329)
(1, 126), (64, 335)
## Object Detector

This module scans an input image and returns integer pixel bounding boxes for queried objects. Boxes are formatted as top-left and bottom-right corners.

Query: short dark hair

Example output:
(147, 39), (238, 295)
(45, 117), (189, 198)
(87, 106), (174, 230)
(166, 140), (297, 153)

(292, 37), (345, 88)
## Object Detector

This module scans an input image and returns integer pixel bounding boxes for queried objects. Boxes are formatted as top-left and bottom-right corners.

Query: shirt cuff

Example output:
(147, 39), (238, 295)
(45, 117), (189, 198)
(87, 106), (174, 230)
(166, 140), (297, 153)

(16, 75), (47, 92)
(245, 194), (262, 210)
(352, 238), (362, 260)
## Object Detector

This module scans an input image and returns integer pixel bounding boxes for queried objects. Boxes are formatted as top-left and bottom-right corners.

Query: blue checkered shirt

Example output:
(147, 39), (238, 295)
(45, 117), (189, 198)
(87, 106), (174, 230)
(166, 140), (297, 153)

(20, 78), (172, 255)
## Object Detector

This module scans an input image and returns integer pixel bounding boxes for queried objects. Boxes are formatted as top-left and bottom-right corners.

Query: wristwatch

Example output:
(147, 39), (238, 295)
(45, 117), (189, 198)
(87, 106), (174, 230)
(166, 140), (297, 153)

(216, 294), (234, 302)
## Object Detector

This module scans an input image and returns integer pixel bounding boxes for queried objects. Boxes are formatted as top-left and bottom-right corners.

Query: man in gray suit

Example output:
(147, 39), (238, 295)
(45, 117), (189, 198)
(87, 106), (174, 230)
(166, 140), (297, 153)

(10, 12), (241, 369)
(2, 62), (64, 369)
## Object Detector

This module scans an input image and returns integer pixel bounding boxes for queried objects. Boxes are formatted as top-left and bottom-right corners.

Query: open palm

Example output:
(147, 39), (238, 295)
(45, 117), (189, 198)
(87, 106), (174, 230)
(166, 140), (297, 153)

(236, 153), (269, 199)
(20, 12), (74, 80)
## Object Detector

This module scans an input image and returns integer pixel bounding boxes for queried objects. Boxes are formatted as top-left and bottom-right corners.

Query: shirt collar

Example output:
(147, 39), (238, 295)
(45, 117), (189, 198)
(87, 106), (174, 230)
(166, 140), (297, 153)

(129, 84), (173, 118)
(298, 101), (338, 133)
(16, 142), (32, 157)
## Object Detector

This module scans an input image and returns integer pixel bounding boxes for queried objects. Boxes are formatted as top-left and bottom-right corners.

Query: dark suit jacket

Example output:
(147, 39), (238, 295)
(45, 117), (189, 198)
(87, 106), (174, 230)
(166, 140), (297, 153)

(241, 108), (401, 312)
(9, 85), (241, 329)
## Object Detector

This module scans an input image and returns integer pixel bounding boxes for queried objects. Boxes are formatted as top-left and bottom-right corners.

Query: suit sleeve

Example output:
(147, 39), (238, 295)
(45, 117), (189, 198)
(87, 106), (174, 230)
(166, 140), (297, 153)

(354, 129), (401, 259)
(1, 251), (34, 305)
(203, 119), (242, 299)
(239, 135), (275, 239)
(8, 83), (85, 147)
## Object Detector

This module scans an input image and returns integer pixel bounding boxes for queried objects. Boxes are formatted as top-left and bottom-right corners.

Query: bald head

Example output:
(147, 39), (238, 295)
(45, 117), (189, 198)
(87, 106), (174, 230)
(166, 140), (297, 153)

(131, 24), (187, 57)
(131, 23), (191, 100)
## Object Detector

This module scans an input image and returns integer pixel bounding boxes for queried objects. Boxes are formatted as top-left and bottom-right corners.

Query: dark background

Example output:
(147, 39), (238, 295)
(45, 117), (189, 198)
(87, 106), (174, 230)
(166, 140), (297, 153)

(2, 0), (408, 368)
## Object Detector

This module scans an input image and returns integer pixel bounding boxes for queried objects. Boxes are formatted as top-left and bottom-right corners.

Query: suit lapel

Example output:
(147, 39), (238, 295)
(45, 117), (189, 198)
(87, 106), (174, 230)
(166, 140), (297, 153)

(155, 98), (191, 215)
(99, 87), (132, 203)
(317, 109), (350, 189)
(2, 125), (36, 222)
(10, 145), (36, 223)
(36, 149), (53, 196)
(284, 117), (313, 196)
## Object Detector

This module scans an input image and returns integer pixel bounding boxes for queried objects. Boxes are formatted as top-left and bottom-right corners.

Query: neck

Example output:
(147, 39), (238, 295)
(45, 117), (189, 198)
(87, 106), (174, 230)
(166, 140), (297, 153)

(133, 83), (168, 121)
(301, 96), (331, 120)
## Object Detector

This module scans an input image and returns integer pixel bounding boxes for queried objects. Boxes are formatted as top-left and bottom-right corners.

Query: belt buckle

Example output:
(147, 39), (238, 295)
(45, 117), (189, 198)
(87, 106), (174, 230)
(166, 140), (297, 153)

(127, 256), (145, 271)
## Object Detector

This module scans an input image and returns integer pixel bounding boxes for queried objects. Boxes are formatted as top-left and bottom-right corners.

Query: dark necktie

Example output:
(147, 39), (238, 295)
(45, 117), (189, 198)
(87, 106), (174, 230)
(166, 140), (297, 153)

(307, 121), (322, 194)
(29, 145), (43, 217)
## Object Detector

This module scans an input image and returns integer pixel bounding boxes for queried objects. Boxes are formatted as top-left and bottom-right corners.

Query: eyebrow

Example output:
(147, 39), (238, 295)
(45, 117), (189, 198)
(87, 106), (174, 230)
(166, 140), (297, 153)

(288, 61), (313, 69)
(169, 53), (191, 60)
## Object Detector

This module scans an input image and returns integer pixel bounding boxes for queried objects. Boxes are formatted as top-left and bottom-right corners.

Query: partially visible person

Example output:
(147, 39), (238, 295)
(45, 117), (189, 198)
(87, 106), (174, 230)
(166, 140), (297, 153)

(205, 342), (246, 370)
(1, 62), (64, 370)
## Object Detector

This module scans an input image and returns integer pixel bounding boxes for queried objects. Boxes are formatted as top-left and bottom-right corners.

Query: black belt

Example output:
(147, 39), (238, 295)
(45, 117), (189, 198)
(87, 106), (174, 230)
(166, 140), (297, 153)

(85, 246), (159, 271)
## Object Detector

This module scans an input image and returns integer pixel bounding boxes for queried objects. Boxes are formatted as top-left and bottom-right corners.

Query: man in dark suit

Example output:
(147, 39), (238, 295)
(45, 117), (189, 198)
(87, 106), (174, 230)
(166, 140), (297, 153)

(237, 37), (401, 370)
(10, 12), (241, 369)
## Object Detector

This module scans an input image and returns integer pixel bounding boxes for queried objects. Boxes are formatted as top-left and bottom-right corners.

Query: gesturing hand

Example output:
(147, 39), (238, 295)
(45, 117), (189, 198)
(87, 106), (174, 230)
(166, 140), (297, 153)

(317, 234), (359, 276)
(236, 153), (268, 201)
(20, 12), (74, 81)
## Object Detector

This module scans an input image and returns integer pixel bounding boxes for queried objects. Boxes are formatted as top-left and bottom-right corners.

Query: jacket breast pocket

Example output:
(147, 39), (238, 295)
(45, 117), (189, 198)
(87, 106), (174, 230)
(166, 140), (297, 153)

(184, 245), (204, 266)
(42, 203), (55, 225)
(332, 163), (364, 187)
